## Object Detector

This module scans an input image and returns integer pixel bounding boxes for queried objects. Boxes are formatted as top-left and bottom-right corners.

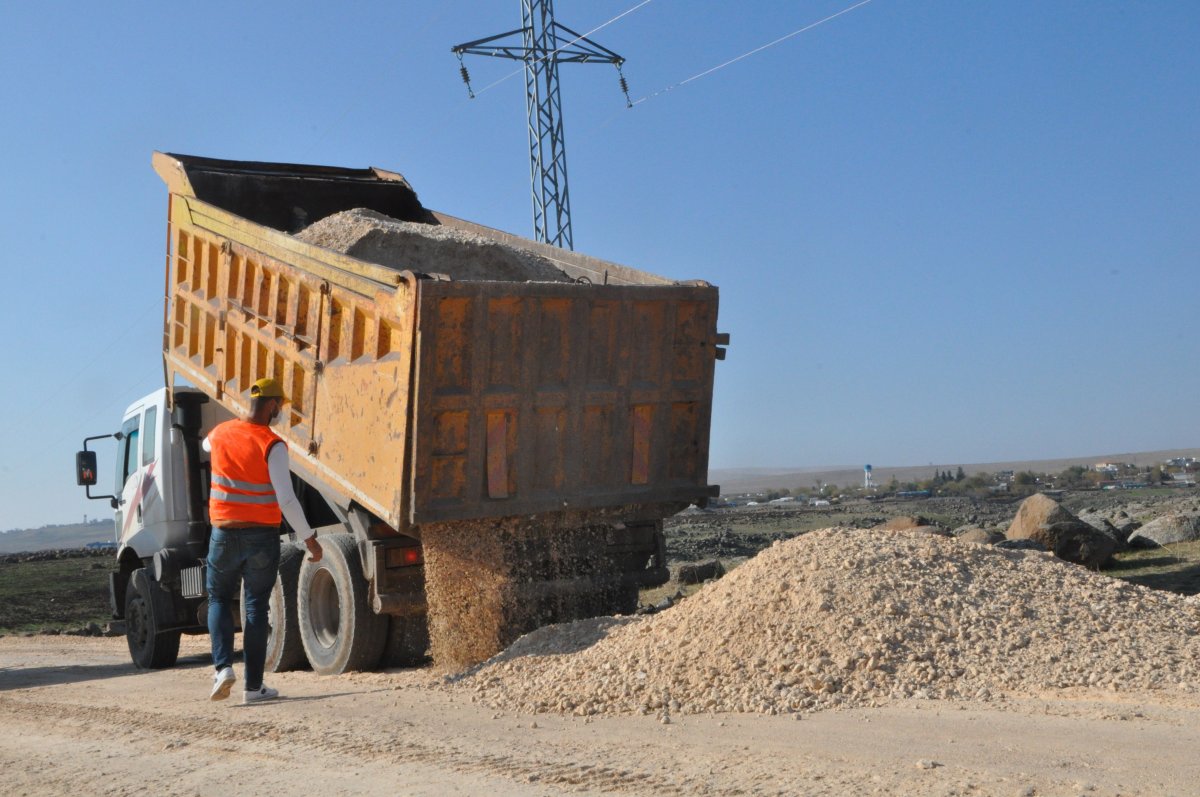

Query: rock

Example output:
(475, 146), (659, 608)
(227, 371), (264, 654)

(1006, 495), (1116, 569)
(1126, 533), (1160, 550)
(1007, 494), (1076, 537)
(103, 622), (125, 637)
(956, 527), (1005, 545)
(676, 560), (726, 585)
(1115, 519), (1142, 536)
(994, 539), (1049, 553)
(1042, 521), (1118, 570)
(879, 516), (930, 531)
(1076, 513), (1129, 552)
(1128, 513), (1200, 546)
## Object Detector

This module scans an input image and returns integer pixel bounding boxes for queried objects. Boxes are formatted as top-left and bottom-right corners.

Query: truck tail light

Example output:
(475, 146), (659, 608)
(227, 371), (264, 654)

(385, 544), (424, 568)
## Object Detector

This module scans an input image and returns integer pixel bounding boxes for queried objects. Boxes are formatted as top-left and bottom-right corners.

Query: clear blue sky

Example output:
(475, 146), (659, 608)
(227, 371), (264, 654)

(1, 1), (1196, 530)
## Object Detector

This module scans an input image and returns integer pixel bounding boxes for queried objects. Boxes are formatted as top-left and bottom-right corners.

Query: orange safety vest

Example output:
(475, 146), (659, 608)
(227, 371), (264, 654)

(207, 420), (285, 527)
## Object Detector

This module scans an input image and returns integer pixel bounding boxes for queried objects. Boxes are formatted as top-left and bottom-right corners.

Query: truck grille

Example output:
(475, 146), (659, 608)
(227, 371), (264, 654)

(181, 565), (206, 599)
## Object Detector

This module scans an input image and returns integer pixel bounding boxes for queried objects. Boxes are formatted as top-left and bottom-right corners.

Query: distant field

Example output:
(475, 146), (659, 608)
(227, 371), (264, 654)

(0, 521), (115, 554)
(712, 447), (1200, 495)
(0, 556), (112, 633)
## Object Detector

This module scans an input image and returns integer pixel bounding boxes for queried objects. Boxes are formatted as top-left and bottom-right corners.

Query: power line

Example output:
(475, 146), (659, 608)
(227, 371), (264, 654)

(630, 0), (877, 106)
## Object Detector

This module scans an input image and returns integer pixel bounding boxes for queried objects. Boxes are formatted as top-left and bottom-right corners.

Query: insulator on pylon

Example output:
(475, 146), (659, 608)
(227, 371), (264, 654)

(616, 64), (632, 108)
(460, 65), (471, 85)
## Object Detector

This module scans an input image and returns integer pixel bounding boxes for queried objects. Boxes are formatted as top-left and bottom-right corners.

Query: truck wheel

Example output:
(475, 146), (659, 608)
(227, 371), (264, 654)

(383, 613), (430, 668)
(125, 568), (181, 669)
(297, 533), (387, 675)
(243, 544), (307, 672)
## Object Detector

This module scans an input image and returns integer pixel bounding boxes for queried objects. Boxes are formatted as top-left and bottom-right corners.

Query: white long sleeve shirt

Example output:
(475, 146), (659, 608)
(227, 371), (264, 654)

(202, 434), (316, 541)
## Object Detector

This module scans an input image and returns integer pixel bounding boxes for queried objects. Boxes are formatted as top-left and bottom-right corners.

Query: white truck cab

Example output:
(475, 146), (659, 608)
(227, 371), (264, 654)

(75, 386), (231, 668)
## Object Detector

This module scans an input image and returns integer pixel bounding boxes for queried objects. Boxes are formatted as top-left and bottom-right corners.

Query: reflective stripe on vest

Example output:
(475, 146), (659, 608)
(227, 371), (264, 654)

(210, 489), (278, 505)
(212, 474), (275, 493)
(207, 419), (285, 527)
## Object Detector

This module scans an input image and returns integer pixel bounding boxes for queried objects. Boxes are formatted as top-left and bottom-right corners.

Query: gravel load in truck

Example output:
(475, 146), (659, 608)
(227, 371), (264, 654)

(295, 208), (575, 283)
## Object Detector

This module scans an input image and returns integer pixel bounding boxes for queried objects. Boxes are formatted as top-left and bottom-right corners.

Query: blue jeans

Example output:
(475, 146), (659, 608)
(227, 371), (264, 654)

(206, 527), (281, 691)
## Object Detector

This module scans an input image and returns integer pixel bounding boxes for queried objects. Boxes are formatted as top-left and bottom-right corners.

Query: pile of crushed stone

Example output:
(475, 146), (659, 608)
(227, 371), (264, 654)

(295, 208), (573, 283)
(449, 528), (1200, 716)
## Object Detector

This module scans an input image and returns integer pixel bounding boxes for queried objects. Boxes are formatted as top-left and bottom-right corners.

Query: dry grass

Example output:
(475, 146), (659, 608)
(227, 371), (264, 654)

(1107, 540), (1200, 596)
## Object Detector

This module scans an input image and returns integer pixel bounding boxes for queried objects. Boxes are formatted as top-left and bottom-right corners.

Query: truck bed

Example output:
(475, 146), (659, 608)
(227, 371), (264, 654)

(155, 152), (722, 533)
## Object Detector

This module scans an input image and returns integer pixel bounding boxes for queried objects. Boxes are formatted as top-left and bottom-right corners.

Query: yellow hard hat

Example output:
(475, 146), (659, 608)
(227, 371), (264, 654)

(250, 377), (287, 401)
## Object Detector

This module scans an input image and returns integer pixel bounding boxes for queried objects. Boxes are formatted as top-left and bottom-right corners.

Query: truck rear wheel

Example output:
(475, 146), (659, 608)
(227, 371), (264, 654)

(297, 533), (387, 675)
(125, 568), (181, 669)
(243, 544), (307, 672)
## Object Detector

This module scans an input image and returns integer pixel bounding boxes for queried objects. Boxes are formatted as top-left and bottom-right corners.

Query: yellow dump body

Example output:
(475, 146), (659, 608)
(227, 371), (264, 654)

(156, 152), (722, 534)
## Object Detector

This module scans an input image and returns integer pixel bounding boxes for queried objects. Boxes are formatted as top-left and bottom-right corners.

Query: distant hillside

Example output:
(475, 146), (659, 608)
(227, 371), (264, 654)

(0, 520), (116, 554)
(711, 448), (1200, 495)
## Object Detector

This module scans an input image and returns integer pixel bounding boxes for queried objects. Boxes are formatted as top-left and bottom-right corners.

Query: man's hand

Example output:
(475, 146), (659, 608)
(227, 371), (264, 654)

(304, 536), (323, 563)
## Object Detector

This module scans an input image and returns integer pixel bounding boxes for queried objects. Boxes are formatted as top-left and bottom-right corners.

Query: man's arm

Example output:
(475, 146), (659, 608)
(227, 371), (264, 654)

(267, 443), (322, 562)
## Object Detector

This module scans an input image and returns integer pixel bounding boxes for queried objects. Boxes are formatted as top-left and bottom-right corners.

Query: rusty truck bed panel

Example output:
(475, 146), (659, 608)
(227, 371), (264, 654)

(410, 280), (719, 523)
(156, 152), (720, 531)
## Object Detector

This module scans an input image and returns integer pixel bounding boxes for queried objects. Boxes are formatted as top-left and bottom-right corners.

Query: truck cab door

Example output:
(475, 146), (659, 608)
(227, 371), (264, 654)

(115, 413), (143, 545)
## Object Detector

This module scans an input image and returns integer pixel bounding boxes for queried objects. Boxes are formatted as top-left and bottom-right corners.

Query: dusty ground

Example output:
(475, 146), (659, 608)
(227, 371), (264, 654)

(3, 635), (1200, 796)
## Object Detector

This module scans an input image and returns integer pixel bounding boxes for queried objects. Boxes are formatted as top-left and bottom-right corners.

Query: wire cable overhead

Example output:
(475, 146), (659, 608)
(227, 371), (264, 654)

(630, 0), (877, 106)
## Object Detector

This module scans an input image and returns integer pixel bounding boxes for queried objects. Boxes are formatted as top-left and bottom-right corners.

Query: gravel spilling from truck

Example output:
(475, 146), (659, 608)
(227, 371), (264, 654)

(423, 518), (637, 670)
(452, 528), (1200, 716)
(295, 208), (575, 282)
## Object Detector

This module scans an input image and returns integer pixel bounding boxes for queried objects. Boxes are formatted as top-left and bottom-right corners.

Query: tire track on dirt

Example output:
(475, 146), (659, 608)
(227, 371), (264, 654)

(0, 694), (725, 795)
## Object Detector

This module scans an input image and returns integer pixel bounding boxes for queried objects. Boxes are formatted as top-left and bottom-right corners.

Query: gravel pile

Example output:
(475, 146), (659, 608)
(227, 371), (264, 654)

(452, 528), (1200, 716)
(295, 208), (573, 283)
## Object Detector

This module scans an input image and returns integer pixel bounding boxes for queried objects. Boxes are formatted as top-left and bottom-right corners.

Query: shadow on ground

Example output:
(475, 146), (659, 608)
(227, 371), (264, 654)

(0, 650), (213, 691)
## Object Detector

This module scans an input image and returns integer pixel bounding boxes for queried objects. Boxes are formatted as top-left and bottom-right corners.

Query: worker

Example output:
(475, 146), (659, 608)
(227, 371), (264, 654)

(204, 377), (322, 704)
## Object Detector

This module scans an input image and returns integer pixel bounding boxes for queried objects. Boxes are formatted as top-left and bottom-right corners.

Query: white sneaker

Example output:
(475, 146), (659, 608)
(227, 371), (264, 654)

(209, 667), (236, 701)
(243, 684), (279, 704)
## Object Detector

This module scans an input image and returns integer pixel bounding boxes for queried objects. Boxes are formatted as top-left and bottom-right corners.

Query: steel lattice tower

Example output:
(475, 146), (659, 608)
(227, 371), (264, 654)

(453, 1), (629, 250)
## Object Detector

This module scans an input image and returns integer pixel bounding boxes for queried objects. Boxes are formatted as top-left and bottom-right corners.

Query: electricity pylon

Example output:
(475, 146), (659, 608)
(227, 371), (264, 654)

(453, 1), (630, 250)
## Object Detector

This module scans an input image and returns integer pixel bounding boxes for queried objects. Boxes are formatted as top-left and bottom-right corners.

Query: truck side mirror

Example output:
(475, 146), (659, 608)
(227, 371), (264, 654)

(76, 450), (98, 486)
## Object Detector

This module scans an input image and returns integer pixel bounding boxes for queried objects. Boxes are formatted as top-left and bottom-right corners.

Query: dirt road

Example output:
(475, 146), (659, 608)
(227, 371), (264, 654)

(3, 636), (1199, 796)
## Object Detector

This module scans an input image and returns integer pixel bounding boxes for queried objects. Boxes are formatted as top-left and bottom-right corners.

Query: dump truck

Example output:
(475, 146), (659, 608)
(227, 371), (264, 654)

(75, 152), (726, 673)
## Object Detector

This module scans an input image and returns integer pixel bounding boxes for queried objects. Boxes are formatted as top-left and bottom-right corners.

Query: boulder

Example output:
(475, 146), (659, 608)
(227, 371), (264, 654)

(994, 538), (1049, 553)
(1006, 494), (1076, 537)
(1040, 521), (1118, 570)
(955, 527), (1005, 545)
(676, 560), (726, 585)
(1006, 495), (1117, 569)
(1076, 513), (1129, 552)
(879, 516), (930, 531)
(1128, 513), (1200, 547)
(908, 525), (953, 537)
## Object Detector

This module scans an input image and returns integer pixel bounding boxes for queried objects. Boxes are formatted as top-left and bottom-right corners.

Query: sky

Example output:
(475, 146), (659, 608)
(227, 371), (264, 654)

(0, 1), (1196, 530)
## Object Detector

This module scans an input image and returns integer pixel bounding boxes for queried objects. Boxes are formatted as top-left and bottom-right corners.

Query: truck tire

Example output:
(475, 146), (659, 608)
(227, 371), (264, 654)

(125, 568), (181, 669)
(243, 543), (308, 672)
(297, 533), (387, 675)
